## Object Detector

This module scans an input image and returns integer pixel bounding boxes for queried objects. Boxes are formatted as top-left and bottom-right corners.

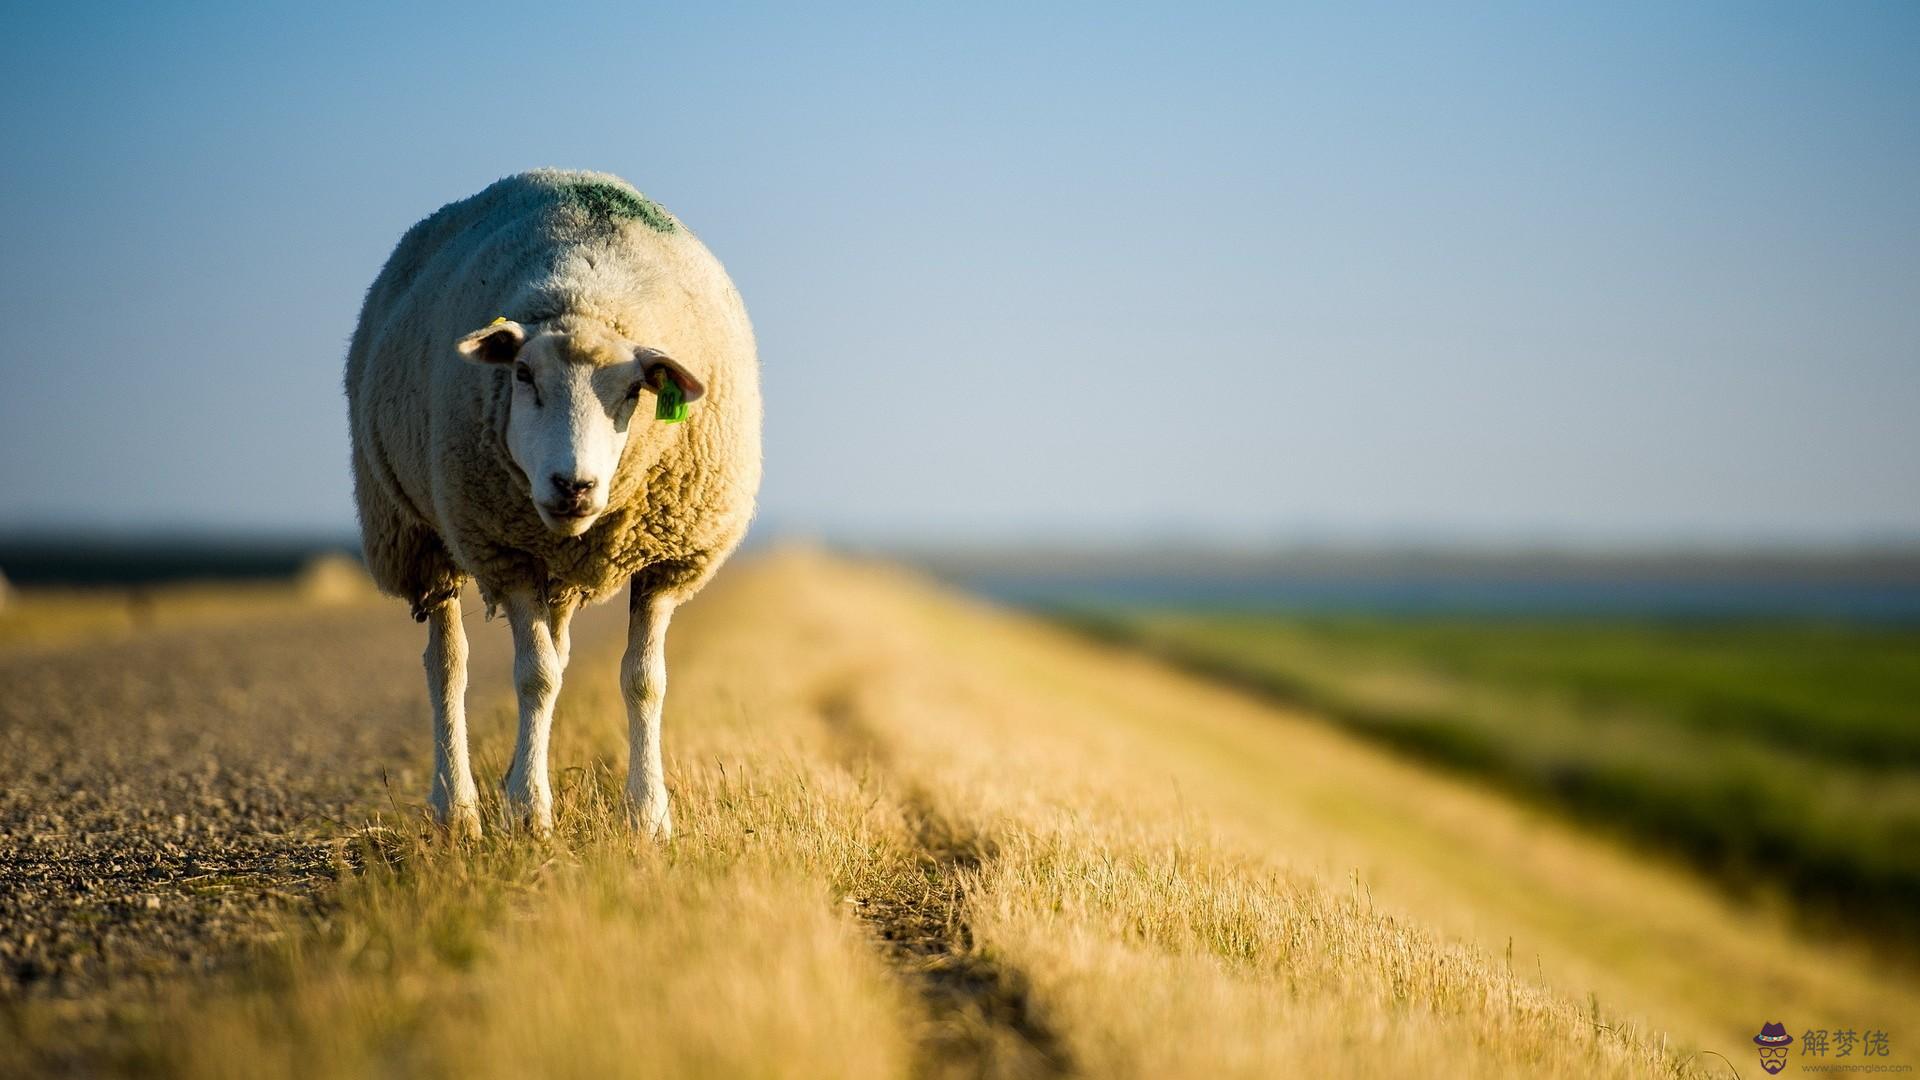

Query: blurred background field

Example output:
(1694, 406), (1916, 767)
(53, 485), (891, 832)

(0, 537), (375, 646)
(919, 545), (1920, 948)
(1056, 608), (1920, 941)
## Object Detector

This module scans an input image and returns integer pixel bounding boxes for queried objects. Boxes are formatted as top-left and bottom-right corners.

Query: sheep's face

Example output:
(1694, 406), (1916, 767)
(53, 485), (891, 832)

(455, 319), (705, 537)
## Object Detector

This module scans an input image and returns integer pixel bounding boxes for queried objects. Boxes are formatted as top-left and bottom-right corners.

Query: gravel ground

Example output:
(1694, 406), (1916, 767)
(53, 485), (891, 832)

(0, 597), (609, 1005)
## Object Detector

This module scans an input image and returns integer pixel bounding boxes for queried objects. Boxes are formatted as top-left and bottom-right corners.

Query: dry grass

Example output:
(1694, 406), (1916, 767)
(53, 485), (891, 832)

(759, 556), (1701, 1079)
(9, 547), (1910, 1076)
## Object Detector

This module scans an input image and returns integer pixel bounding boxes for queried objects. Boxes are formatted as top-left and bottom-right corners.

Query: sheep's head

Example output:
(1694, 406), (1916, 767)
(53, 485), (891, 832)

(455, 319), (704, 537)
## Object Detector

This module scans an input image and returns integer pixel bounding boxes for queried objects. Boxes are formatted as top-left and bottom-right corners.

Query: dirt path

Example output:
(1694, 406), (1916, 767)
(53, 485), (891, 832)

(0, 596), (618, 1004)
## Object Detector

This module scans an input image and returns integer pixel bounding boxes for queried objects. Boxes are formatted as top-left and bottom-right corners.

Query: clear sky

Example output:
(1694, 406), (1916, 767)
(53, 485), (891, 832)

(1, 3), (1915, 546)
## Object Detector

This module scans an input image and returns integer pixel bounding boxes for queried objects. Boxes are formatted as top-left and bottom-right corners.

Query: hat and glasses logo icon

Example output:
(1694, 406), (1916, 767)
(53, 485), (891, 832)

(1754, 1022), (1794, 1074)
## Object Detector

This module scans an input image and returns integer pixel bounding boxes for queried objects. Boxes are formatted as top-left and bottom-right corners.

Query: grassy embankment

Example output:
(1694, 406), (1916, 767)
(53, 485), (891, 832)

(0, 554), (377, 647)
(1059, 607), (1920, 943)
(8, 550), (1915, 1077)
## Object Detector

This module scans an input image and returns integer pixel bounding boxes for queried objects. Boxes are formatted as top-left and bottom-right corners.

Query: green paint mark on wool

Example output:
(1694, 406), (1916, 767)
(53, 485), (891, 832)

(557, 180), (677, 233)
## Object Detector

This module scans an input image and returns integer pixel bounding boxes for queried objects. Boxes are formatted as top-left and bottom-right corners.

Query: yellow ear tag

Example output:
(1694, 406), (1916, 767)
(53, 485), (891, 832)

(489, 316), (508, 326)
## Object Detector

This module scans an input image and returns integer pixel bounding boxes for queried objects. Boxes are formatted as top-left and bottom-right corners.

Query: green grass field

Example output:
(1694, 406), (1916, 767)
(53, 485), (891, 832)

(1058, 608), (1920, 944)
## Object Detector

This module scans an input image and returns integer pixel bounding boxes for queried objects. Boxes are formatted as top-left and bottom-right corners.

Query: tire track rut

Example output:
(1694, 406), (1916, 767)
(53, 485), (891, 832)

(816, 683), (1073, 1080)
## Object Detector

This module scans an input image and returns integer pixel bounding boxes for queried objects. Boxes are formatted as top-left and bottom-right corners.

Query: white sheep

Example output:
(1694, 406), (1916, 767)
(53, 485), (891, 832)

(345, 169), (762, 838)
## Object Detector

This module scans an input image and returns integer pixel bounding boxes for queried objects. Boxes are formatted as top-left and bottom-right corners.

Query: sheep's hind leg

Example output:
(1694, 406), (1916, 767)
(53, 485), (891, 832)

(424, 597), (480, 839)
(502, 590), (562, 836)
(623, 586), (678, 839)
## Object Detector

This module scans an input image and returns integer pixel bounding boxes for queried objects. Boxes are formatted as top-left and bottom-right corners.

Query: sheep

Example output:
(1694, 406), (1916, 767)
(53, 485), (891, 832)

(345, 169), (762, 839)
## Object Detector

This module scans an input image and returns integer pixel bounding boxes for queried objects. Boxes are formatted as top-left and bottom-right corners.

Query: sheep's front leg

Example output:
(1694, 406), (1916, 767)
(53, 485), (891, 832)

(550, 593), (580, 674)
(624, 586), (678, 839)
(503, 590), (562, 835)
(424, 596), (480, 839)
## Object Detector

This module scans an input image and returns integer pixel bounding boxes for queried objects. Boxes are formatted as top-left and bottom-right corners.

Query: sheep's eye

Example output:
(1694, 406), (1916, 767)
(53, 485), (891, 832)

(627, 382), (644, 401)
(514, 364), (534, 385)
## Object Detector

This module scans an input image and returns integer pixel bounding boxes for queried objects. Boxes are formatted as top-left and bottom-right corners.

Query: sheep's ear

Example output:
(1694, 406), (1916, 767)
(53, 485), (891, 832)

(637, 347), (706, 403)
(454, 320), (527, 365)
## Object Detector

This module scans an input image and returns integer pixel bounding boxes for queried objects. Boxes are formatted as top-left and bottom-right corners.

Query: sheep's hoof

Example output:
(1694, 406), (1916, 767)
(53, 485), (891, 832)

(429, 785), (482, 841)
(503, 799), (553, 839)
(443, 804), (483, 841)
(502, 767), (554, 837)
(626, 791), (673, 840)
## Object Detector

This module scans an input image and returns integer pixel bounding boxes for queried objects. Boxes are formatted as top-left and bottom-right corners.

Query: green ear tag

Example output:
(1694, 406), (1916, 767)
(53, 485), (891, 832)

(654, 375), (688, 423)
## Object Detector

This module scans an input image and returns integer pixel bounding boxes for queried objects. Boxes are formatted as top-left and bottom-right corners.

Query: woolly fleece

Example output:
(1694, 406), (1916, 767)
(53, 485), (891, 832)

(345, 170), (762, 617)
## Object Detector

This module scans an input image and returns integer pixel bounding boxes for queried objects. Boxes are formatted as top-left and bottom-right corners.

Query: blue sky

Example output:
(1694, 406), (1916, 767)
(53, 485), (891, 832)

(1, 2), (1915, 545)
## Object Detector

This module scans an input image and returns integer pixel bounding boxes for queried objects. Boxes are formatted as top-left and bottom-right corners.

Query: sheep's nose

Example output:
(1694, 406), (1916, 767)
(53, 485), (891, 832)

(551, 474), (596, 497)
